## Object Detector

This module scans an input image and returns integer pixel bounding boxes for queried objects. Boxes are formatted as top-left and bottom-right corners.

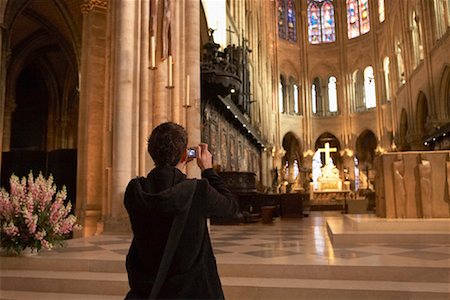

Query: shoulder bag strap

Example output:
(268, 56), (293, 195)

(149, 180), (197, 299)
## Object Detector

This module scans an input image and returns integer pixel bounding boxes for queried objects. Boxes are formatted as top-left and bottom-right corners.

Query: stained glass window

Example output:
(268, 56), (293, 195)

(347, 0), (360, 38)
(347, 0), (370, 39)
(308, 2), (321, 44)
(278, 0), (286, 39)
(278, 0), (297, 42)
(286, 0), (297, 42)
(322, 1), (336, 42)
(308, 0), (335, 44)
(360, 0), (370, 34)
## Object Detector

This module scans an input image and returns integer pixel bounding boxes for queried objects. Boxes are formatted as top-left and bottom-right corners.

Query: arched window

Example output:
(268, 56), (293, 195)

(328, 76), (338, 113)
(360, 0), (370, 34)
(353, 70), (364, 112)
(347, 0), (370, 39)
(308, 2), (321, 44)
(411, 10), (424, 68)
(278, 0), (287, 39)
(312, 83), (317, 114)
(278, 0), (297, 42)
(312, 77), (322, 115)
(286, 0), (297, 42)
(364, 66), (376, 109)
(308, 0), (335, 44)
(322, 1), (336, 42)
(446, 0), (450, 28)
(434, 0), (448, 38)
(279, 76), (286, 113)
(396, 41), (406, 85)
(379, 0), (385, 22)
(293, 83), (300, 114)
(383, 57), (391, 101)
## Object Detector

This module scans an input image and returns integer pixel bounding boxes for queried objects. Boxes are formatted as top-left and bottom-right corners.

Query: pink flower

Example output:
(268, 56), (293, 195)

(1, 172), (81, 255)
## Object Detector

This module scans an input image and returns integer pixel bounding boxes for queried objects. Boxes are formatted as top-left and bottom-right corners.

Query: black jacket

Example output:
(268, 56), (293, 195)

(124, 167), (239, 299)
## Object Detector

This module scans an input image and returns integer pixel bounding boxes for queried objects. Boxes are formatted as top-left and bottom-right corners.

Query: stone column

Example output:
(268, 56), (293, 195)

(0, 28), (6, 170)
(139, 0), (151, 175)
(104, 0), (139, 233)
(75, 1), (108, 237)
(185, 0), (201, 179)
(1, 101), (15, 152)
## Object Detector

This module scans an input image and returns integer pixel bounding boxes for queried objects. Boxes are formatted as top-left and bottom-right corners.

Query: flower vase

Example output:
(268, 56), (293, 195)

(21, 248), (38, 257)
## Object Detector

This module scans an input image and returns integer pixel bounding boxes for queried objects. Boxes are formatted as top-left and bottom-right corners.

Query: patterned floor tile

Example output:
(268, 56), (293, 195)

(391, 250), (450, 261)
(243, 249), (300, 258)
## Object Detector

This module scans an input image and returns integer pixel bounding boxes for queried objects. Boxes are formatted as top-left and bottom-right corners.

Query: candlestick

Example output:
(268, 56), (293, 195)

(167, 55), (174, 88)
(185, 75), (190, 107)
(149, 36), (156, 70)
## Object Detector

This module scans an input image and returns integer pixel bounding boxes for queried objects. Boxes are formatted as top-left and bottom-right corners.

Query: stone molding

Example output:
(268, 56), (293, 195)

(81, 0), (107, 14)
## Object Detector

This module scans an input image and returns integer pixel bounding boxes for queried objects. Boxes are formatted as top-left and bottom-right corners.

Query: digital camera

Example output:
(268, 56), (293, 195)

(187, 148), (197, 158)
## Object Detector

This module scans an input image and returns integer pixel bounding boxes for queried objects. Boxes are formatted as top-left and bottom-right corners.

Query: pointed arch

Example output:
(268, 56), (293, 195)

(353, 69), (364, 112)
(314, 132), (342, 168)
(364, 66), (376, 109)
(308, 0), (335, 44)
(439, 65), (450, 117)
(312, 77), (323, 115)
(328, 76), (338, 113)
(416, 92), (429, 142)
(411, 9), (424, 68)
(355, 129), (377, 168)
(398, 109), (409, 150)
(282, 132), (303, 180)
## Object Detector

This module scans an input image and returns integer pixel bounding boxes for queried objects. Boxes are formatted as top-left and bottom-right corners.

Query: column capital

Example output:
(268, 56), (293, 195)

(81, 0), (108, 14)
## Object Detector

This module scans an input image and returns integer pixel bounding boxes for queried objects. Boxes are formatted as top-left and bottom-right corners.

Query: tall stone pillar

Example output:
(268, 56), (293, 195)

(0, 28), (6, 171)
(75, 1), (108, 237)
(1, 102), (15, 152)
(185, 0), (201, 179)
(104, 0), (139, 233)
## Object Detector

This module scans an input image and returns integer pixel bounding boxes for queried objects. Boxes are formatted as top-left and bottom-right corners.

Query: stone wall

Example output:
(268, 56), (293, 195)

(374, 151), (450, 218)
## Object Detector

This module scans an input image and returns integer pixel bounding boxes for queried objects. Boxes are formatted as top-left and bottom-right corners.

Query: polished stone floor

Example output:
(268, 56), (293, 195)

(39, 212), (450, 268)
(1, 211), (449, 299)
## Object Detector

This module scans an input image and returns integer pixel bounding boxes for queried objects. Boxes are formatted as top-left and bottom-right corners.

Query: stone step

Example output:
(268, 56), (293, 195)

(1, 269), (448, 300)
(0, 290), (123, 300)
(327, 218), (450, 245)
(1, 256), (449, 283)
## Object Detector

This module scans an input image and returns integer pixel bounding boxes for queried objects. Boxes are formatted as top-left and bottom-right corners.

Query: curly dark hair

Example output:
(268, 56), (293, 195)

(148, 122), (188, 167)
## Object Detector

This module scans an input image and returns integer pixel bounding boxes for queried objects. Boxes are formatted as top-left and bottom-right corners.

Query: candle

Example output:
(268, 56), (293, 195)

(186, 75), (190, 106)
(150, 36), (156, 68)
(168, 55), (173, 87)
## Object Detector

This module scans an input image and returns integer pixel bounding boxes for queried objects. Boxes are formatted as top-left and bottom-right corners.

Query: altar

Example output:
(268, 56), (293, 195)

(310, 143), (349, 207)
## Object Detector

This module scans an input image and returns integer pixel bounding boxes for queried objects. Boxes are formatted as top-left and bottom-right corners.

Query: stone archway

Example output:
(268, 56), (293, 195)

(439, 65), (450, 118)
(398, 108), (410, 150)
(355, 130), (377, 189)
(416, 91), (429, 148)
(1, 0), (80, 204)
(314, 132), (342, 168)
(355, 130), (377, 168)
(281, 132), (303, 183)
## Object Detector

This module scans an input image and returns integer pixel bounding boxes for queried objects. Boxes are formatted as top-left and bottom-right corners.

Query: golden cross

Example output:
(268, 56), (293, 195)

(318, 142), (337, 166)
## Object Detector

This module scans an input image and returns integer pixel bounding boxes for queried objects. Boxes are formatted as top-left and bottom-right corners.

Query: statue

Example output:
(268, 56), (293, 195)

(418, 159), (433, 217)
(272, 167), (279, 190)
(392, 156), (407, 218)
